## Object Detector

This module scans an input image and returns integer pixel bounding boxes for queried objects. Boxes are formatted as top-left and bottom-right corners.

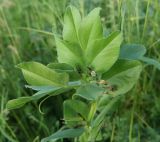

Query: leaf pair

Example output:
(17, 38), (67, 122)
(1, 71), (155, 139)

(56, 6), (123, 73)
(6, 62), (80, 110)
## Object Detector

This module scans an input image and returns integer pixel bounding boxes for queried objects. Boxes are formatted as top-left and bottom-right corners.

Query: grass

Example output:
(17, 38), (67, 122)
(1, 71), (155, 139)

(0, 0), (160, 141)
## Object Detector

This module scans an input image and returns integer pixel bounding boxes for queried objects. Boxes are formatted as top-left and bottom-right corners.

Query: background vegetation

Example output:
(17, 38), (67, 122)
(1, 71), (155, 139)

(0, 0), (160, 141)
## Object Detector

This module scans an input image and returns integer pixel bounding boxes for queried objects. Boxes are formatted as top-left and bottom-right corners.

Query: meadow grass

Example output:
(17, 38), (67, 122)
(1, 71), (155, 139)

(0, 0), (160, 141)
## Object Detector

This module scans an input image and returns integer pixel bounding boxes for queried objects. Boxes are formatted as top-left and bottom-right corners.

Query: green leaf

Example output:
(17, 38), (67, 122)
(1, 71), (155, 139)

(119, 44), (160, 70)
(55, 37), (84, 68)
(78, 8), (103, 49)
(41, 128), (84, 142)
(17, 62), (69, 86)
(31, 86), (61, 100)
(47, 63), (80, 81)
(25, 85), (58, 91)
(119, 44), (146, 60)
(47, 63), (74, 72)
(6, 86), (62, 110)
(90, 32), (123, 73)
(85, 31), (119, 64)
(63, 99), (89, 126)
(63, 6), (81, 43)
(140, 57), (160, 70)
(6, 97), (32, 110)
(68, 81), (81, 87)
(74, 84), (104, 101)
(7, 81), (82, 110)
(102, 59), (142, 95)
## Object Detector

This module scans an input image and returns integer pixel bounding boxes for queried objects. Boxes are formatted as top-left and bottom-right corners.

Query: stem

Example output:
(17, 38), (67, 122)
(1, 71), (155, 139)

(87, 101), (97, 123)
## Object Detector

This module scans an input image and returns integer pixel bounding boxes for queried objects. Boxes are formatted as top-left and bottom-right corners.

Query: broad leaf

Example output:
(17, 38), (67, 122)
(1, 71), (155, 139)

(41, 128), (84, 142)
(102, 59), (142, 95)
(140, 57), (160, 70)
(74, 84), (105, 101)
(63, 100), (89, 126)
(17, 62), (69, 86)
(47, 63), (74, 72)
(6, 86), (62, 110)
(55, 37), (84, 68)
(119, 44), (146, 60)
(47, 63), (80, 81)
(85, 31), (120, 64)
(6, 97), (32, 110)
(31, 86), (61, 100)
(78, 8), (103, 49)
(68, 80), (81, 87)
(119, 44), (160, 70)
(63, 6), (81, 43)
(25, 85), (59, 91)
(91, 32), (123, 73)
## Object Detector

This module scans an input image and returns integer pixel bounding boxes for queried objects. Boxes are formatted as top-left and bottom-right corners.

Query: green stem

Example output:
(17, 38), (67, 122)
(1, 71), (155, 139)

(87, 101), (97, 123)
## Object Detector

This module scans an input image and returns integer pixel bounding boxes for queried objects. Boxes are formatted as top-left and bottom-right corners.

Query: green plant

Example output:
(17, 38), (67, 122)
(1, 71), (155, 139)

(6, 5), (160, 142)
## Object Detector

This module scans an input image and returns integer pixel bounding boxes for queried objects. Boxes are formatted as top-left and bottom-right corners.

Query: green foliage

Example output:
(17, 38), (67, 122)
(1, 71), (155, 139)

(63, 6), (81, 43)
(6, 97), (32, 110)
(120, 44), (160, 70)
(6, 5), (144, 141)
(41, 128), (84, 142)
(78, 8), (103, 50)
(47, 63), (80, 81)
(17, 62), (69, 86)
(55, 37), (84, 68)
(102, 59), (142, 95)
(2, 1), (160, 142)
(120, 44), (146, 60)
(74, 84), (105, 101)
(63, 99), (89, 125)
(90, 32), (122, 72)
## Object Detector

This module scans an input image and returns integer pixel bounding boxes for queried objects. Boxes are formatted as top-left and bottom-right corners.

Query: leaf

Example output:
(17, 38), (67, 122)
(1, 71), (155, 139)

(78, 8), (103, 49)
(74, 84), (104, 101)
(41, 128), (84, 142)
(17, 62), (69, 86)
(140, 57), (160, 70)
(47, 63), (80, 81)
(63, 6), (81, 43)
(6, 86), (62, 110)
(6, 97), (32, 110)
(102, 59), (142, 95)
(63, 99), (89, 126)
(85, 31), (120, 64)
(90, 32), (123, 73)
(25, 85), (58, 91)
(119, 44), (160, 70)
(119, 44), (146, 60)
(55, 37), (84, 68)
(6, 81), (82, 110)
(31, 86), (61, 100)
(47, 63), (74, 72)
(68, 80), (81, 87)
